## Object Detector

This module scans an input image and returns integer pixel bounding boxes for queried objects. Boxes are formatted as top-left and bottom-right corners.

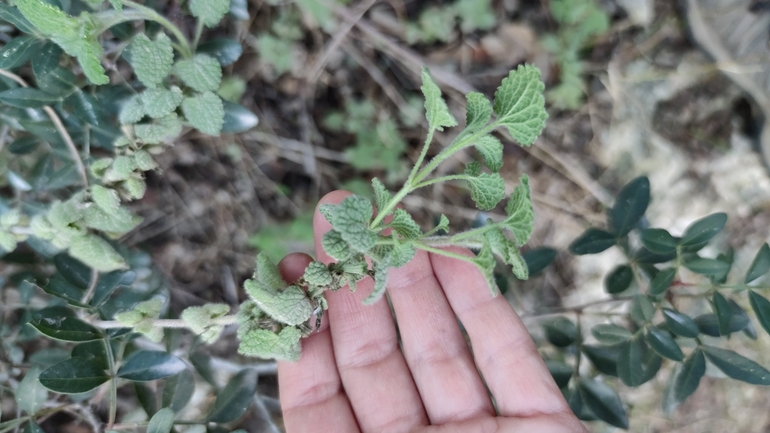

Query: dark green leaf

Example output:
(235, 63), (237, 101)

(749, 291), (770, 336)
(604, 264), (633, 294)
(71, 341), (111, 370)
(32, 42), (63, 81)
(147, 407), (175, 433)
(0, 4), (38, 34)
(31, 315), (102, 342)
(702, 345), (770, 385)
(229, 0), (249, 19)
(712, 292), (733, 336)
(633, 246), (677, 264)
(134, 381), (159, 417)
(64, 91), (100, 126)
(710, 249), (734, 284)
(162, 369), (195, 413)
(674, 349), (705, 403)
(545, 360), (572, 389)
(220, 100), (259, 133)
(645, 327), (683, 361)
(0, 36), (43, 69)
(569, 228), (615, 255)
(23, 421), (44, 433)
(695, 312), (748, 337)
(663, 308), (699, 338)
(684, 258), (730, 276)
(649, 267), (676, 298)
(641, 228), (678, 254)
(54, 253), (91, 289)
(42, 276), (88, 308)
(609, 176), (650, 237)
(39, 357), (110, 393)
(197, 38), (243, 66)
(746, 243), (770, 284)
(582, 344), (619, 376)
(190, 351), (216, 387)
(578, 378), (628, 429)
(543, 316), (578, 347)
(91, 270), (134, 307)
(207, 368), (258, 423)
(522, 247), (557, 276)
(117, 351), (186, 381)
(591, 323), (632, 345)
(35, 66), (77, 97)
(618, 337), (650, 387)
(0, 87), (59, 108)
(680, 213), (727, 249)
(8, 135), (40, 154)
(630, 294), (655, 324)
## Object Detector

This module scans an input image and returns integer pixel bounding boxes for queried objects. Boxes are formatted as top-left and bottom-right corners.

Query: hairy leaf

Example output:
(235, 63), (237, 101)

(464, 91), (492, 133)
(321, 230), (354, 261)
(69, 234), (127, 272)
(175, 54), (222, 92)
(237, 326), (301, 361)
(492, 64), (547, 146)
(420, 67), (457, 131)
(134, 114), (182, 144)
(473, 239), (498, 295)
(128, 33), (174, 88)
(119, 94), (145, 124)
(473, 135), (503, 172)
(141, 87), (183, 119)
(303, 261), (333, 287)
(181, 92), (225, 135)
(244, 280), (312, 326)
(389, 209), (421, 239)
(332, 195), (376, 253)
(190, 0), (230, 27)
(371, 177), (391, 215)
(464, 165), (505, 211)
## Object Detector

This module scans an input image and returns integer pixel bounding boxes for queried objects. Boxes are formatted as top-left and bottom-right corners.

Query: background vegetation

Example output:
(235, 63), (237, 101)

(2, 0), (770, 432)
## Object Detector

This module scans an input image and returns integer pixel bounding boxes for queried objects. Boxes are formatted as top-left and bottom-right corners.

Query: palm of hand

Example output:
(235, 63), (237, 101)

(277, 191), (586, 433)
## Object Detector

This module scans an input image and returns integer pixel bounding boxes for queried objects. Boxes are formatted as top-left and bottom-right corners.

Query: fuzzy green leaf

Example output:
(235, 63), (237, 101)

(492, 64), (547, 146)
(420, 67), (457, 131)
(371, 177), (391, 215)
(134, 114), (183, 144)
(502, 175), (534, 245)
(474, 135), (503, 172)
(364, 262), (389, 305)
(119, 94), (145, 124)
(141, 87), (183, 119)
(465, 91), (492, 133)
(16, 0), (108, 85)
(175, 54), (223, 93)
(463, 164), (505, 211)
(129, 33), (174, 88)
(303, 261), (333, 287)
(69, 234), (127, 272)
(473, 239), (498, 295)
(237, 326), (301, 361)
(332, 195), (376, 253)
(244, 280), (312, 326)
(388, 242), (416, 269)
(255, 253), (286, 290)
(189, 0), (230, 28)
(321, 230), (354, 261)
(389, 209), (421, 239)
(181, 92), (225, 135)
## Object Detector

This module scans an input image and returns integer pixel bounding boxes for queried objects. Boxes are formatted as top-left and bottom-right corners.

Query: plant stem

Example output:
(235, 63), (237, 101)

(192, 20), (204, 49)
(104, 337), (117, 430)
(413, 243), (477, 264)
(412, 174), (473, 189)
(413, 122), (499, 185)
(93, 315), (239, 329)
(0, 69), (89, 187)
(120, 1), (193, 57)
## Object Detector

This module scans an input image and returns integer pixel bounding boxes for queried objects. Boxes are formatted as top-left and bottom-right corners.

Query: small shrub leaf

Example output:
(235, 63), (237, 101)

(645, 327), (683, 361)
(673, 349), (705, 403)
(701, 346), (770, 385)
(420, 67), (457, 131)
(680, 213), (727, 249)
(39, 357), (110, 393)
(175, 54), (222, 92)
(128, 33), (174, 88)
(464, 91), (492, 133)
(578, 378), (628, 429)
(492, 64), (547, 146)
(569, 228), (615, 255)
(610, 176), (650, 237)
(591, 323), (632, 345)
(207, 369), (259, 423)
(641, 228), (678, 255)
(604, 264), (633, 294)
(117, 351), (186, 381)
(745, 243), (770, 284)
(181, 92), (225, 135)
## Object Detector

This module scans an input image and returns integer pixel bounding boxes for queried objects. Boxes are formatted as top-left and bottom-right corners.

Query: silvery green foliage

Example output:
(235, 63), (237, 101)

(235, 66), (546, 360)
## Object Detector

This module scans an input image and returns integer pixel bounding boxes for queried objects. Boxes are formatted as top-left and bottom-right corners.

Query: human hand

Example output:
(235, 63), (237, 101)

(276, 191), (587, 433)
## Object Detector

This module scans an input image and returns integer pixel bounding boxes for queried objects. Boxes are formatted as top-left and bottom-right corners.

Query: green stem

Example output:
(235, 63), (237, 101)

(412, 174), (473, 189)
(413, 243), (477, 264)
(104, 337), (117, 430)
(192, 20), (205, 50)
(413, 122), (499, 185)
(118, 1), (193, 57)
(93, 315), (239, 329)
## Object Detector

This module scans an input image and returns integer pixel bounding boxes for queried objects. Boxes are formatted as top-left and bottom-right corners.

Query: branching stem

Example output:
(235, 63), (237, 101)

(93, 315), (239, 329)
